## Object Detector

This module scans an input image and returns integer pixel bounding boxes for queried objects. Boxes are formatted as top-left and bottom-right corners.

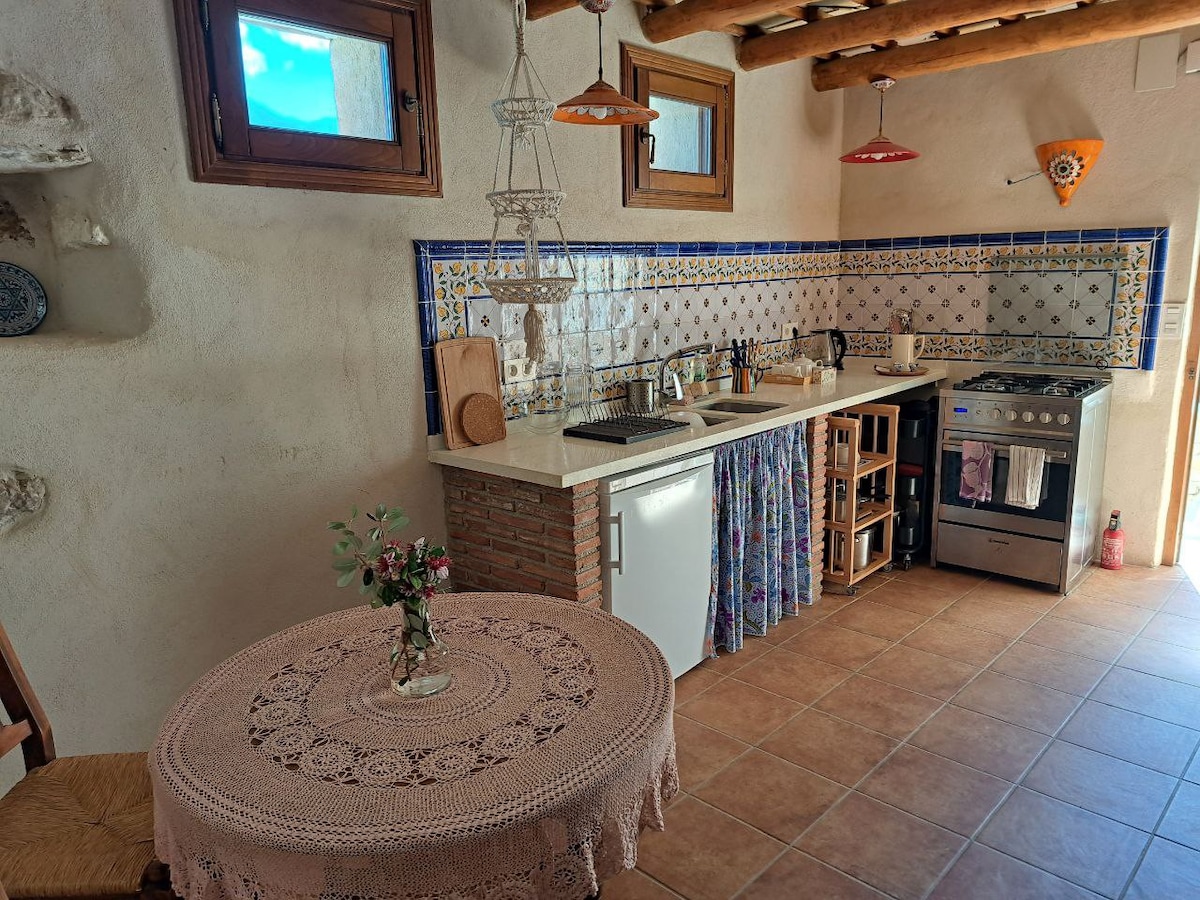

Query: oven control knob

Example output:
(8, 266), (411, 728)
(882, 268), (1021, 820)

(1005, 409), (1018, 422)
(989, 408), (1002, 420)
(1039, 412), (1053, 424)
(1057, 413), (1071, 426)
(1021, 411), (1035, 423)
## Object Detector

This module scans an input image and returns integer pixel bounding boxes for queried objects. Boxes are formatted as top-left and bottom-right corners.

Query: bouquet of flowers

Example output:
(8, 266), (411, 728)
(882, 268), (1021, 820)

(329, 504), (453, 693)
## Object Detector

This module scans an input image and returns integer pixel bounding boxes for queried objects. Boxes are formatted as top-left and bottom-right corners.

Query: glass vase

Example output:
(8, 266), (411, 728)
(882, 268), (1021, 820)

(390, 608), (452, 698)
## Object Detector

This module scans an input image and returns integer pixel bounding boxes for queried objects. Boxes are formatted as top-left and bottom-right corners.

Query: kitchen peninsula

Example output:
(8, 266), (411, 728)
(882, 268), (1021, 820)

(429, 359), (946, 607)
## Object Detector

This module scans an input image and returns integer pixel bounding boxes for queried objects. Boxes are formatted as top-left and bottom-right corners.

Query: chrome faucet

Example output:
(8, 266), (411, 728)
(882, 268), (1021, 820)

(660, 342), (717, 400)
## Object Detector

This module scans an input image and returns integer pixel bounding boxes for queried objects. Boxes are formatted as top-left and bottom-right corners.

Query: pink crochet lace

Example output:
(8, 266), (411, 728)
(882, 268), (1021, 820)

(151, 593), (678, 900)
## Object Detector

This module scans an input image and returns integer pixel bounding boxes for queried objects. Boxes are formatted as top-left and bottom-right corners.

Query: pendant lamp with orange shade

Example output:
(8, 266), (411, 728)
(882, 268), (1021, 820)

(840, 76), (919, 164)
(554, 1), (659, 126)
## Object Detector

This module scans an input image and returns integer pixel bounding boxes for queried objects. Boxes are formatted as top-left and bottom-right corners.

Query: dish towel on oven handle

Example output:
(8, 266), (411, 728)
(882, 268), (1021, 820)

(959, 440), (994, 504)
(1005, 445), (1046, 509)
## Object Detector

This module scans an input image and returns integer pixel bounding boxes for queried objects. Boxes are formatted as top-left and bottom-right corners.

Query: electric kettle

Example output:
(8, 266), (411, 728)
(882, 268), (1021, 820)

(810, 328), (848, 370)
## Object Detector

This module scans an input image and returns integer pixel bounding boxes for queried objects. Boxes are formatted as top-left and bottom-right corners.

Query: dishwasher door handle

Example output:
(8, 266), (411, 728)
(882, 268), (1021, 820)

(604, 511), (625, 576)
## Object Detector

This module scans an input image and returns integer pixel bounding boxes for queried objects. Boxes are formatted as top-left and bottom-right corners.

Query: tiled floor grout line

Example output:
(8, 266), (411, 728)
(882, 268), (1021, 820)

(659, 567), (1200, 900)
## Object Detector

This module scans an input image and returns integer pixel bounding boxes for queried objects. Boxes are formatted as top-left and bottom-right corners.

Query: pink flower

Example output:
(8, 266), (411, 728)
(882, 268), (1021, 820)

(374, 549), (402, 581)
(422, 584), (437, 599)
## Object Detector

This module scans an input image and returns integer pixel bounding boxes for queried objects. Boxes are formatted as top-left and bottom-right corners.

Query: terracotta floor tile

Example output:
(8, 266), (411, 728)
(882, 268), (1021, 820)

(911, 705), (1050, 781)
(860, 645), (980, 700)
(1142, 612), (1200, 651)
(1023, 741), (1176, 831)
(963, 577), (1066, 612)
(859, 745), (1010, 835)
(672, 715), (749, 792)
(979, 788), (1150, 898)
(733, 647), (852, 705)
(759, 708), (898, 786)
(860, 580), (959, 617)
(1059, 700), (1200, 777)
(1157, 781), (1200, 852)
(893, 563), (988, 598)
(699, 639), (772, 676)
(674, 666), (723, 705)
(954, 670), (1080, 735)
(601, 869), (680, 900)
(930, 843), (1104, 900)
(1126, 837), (1200, 900)
(636, 797), (784, 900)
(782, 622), (892, 669)
(739, 851), (887, 900)
(937, 596), (1043, 639)
(676, 678), (802, 744)
(797, 792), (965, 900)
(796, 591), (860, 620)
(825, 601), (928, 642)
(1022, 616), (1132, 664)
(1160, 589), (1200, 621)
(694, 749), (844, 842)
(1091, 668), (1200, 731)
(1119, 636), (1200, 688)
(989, 641), (1110, 696)
(814, 675), (943, 739)
(1073, 574), (1175, 611)
(756, 612), (814, 645)
(1051, 596), (1156, 636)
(903, 619), (1012, 667)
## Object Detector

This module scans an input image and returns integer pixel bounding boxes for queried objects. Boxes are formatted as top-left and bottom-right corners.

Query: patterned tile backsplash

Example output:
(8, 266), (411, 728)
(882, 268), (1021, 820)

(415, 229), (1168, 435)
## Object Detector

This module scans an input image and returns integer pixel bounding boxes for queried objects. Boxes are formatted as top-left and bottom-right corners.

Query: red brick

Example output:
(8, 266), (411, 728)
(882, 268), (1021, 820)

(490, 538), (547, 564)
(489, 510), (544, 532)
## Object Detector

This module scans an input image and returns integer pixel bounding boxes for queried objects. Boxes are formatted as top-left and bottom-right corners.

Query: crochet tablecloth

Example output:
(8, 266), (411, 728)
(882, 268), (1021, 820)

(151, 593), (677, 900)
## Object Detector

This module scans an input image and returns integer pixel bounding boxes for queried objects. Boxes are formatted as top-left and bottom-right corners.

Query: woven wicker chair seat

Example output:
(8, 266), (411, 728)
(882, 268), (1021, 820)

(0, 752), (155, 900)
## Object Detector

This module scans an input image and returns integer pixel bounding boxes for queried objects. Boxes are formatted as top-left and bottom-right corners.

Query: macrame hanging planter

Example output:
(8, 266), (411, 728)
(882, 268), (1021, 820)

(1035, 139), (1104, 207)
(485, 0), (577, 365)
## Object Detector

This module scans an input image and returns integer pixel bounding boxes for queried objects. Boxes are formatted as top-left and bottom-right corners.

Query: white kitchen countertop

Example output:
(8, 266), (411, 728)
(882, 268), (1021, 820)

(427, 358), (948, 488)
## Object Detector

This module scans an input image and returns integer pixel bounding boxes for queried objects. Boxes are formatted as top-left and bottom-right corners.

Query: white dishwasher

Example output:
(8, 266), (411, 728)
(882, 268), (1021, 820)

(599, 452), (714, 678)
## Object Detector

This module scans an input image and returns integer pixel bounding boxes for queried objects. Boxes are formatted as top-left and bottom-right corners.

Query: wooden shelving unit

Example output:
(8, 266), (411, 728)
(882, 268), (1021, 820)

(823, 403), (899, 593)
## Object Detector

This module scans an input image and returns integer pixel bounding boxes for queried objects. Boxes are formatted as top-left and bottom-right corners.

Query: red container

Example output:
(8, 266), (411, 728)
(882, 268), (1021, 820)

(1101, 509), (1124, 570)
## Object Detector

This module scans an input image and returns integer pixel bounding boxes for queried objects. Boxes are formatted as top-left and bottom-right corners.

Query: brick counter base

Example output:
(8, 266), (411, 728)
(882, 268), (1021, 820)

(441, 468), (603, 607)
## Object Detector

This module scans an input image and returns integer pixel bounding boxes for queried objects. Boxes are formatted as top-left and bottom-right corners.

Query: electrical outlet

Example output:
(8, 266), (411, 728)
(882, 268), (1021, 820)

(504, 357), (537, 384)
(779, 322), (799, 342)
(1160, 305), (1185, 338)
(500, 339), (527, 361)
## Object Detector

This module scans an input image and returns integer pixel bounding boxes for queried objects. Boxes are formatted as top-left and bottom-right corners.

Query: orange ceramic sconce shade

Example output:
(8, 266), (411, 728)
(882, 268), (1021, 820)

(1036, 139), (1104, 207)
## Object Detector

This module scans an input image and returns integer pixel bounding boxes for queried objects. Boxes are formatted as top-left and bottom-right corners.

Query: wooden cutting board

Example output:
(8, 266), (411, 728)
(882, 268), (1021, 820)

(434, 337), (504, 450)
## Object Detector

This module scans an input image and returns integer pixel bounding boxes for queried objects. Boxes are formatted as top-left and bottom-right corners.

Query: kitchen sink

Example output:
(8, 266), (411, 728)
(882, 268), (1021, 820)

(667, 410), (737, 428)
(698, 400), (787, 414)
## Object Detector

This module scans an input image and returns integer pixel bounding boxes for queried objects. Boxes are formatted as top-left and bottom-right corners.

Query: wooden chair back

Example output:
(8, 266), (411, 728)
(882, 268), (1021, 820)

(0, 619), (55, 772)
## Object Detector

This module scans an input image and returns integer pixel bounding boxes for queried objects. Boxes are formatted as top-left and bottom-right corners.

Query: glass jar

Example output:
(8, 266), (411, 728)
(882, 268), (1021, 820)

(390, 607), (452, 698)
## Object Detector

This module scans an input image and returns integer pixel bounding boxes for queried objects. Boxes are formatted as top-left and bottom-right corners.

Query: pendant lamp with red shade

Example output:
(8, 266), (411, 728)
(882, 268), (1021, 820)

(840, 76), (919, 164)
(554, 1), (659, 126)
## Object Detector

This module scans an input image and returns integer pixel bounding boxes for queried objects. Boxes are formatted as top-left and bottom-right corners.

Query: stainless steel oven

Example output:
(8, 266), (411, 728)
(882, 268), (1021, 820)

(933, 370), (1112, 593)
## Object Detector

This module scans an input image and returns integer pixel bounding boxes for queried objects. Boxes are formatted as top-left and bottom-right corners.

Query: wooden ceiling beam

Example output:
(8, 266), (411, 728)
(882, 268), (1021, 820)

(643, 0), (813, 43)
(811, 0), (1200, 90)
(738, 0), (1051, 70)
(526, 0), (579, 20)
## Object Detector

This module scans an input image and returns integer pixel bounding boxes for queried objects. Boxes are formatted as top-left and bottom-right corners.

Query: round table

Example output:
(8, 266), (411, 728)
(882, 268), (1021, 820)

(151, 593), (677, 900)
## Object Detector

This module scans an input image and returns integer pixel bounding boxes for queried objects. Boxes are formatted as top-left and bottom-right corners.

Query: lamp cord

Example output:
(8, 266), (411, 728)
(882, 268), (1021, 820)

(597, 13), (604, 82)
(877, 87), (885, 137)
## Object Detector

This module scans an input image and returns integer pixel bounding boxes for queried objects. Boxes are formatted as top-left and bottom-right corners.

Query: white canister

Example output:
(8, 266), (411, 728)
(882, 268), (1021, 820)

(890, 334), (926, 370)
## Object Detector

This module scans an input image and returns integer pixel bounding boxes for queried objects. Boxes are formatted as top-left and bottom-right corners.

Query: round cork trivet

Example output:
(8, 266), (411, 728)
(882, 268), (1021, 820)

(460, 393), (507, 445)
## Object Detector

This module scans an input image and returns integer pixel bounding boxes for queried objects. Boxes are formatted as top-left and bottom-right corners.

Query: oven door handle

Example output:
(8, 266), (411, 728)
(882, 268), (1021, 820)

(941, 441), (1070, 462)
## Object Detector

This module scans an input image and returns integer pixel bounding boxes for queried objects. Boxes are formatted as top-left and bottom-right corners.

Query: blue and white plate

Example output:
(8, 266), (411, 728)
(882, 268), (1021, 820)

(0, 263), (48, 336)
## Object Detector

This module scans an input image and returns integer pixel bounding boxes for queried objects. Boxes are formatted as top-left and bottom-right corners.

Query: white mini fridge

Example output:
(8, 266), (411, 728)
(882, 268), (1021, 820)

(599, 452), (715, 678)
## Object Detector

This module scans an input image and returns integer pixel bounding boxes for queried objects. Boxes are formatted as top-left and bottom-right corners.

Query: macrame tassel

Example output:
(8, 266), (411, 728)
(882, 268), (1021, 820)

(524, 305), (546, 364)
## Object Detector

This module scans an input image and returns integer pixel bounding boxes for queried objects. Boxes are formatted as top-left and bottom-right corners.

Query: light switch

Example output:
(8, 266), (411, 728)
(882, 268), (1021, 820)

(1160, 305), (1185, 338)
(1136, 34), (1180, 92)
(1187, 40), (1200, 75)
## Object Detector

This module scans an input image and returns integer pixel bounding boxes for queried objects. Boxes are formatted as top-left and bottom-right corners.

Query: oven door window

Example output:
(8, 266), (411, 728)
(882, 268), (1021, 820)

(940, 441), (1071, 524)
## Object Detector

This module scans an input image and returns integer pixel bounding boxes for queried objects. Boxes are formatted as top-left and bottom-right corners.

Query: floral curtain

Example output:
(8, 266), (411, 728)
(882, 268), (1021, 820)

(707, 422), (813, 655)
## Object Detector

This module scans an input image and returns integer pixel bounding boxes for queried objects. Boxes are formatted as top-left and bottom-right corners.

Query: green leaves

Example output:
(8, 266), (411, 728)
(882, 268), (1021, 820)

(410, 631), (428, 650)
(333, 559), (357, 573)
(336, 569), (357, 588)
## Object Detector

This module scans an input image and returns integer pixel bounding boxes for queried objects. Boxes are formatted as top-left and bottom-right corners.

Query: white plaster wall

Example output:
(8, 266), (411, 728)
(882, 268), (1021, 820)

(0, 0), (842, 781)
(839, 33), (1200, 567)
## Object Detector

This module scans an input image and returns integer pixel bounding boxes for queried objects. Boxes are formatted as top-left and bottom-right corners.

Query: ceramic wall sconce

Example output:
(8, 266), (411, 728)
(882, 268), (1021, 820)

(1036, 139), (1104, 207)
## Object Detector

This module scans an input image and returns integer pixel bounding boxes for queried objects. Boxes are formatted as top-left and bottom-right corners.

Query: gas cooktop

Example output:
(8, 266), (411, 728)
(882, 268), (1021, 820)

(952, 371), (1106, 399)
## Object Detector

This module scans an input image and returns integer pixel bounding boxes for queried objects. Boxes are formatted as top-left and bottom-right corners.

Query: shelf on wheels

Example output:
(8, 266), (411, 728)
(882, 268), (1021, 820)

(822, 404), (899, 594)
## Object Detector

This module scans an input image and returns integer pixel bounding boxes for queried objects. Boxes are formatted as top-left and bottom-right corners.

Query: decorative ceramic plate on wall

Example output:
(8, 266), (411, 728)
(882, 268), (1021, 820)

(0, 263), (48, 336)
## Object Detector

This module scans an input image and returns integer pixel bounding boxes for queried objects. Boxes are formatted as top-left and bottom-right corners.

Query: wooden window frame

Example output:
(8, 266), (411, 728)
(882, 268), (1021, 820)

(173, 0), (441, 196)
(620, 44), (733, 212)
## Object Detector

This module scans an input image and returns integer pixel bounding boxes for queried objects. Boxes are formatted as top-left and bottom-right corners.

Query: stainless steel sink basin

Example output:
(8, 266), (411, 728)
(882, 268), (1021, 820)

(667, 410), (737, 428)
(698, 400), (787, 414)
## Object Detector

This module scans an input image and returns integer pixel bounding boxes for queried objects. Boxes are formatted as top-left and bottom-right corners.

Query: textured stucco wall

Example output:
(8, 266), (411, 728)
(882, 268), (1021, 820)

(0, 0), (842, 781)
(839, 33), (1200, 567)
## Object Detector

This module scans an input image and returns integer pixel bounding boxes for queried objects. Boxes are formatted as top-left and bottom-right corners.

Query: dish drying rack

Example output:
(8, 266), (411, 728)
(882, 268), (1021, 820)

(561, 396), (688, 444)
